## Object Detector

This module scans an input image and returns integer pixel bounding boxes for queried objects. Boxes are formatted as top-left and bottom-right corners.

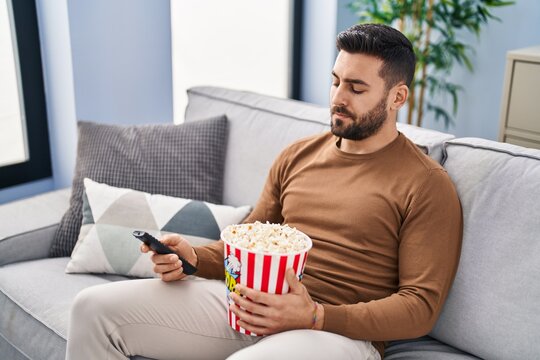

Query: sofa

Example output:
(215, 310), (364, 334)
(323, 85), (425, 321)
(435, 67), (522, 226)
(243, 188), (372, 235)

(1, 86), (538, 360)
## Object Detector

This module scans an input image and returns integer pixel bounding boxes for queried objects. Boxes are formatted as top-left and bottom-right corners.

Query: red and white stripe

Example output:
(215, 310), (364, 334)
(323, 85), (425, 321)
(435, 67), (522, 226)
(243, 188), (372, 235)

(225, 243), (309, 336)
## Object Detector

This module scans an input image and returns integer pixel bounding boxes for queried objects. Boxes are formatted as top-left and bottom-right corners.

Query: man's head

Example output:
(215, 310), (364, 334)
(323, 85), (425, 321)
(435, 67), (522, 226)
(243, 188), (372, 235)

(330, 24), (416, 141)
(336, 24), (416, 90)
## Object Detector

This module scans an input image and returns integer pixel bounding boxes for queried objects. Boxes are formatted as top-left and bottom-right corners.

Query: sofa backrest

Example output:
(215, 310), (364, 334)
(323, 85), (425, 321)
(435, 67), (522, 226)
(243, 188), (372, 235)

(185, 87), (328, 207)
(431, 138), (540, 359)
(184, 86), (454, 207)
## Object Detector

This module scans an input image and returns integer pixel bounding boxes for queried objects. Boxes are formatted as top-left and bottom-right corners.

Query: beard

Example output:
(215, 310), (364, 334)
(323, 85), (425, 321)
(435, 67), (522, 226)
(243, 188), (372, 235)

(330, 95), (388, 141)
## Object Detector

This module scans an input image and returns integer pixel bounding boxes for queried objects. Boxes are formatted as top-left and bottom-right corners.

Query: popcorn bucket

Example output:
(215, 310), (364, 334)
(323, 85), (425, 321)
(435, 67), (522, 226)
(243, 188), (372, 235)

(222, 226), (312, 336)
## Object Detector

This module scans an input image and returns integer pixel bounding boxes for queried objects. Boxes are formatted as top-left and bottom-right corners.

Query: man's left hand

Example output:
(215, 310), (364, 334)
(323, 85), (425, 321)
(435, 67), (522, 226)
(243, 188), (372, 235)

(229, 268), (324, 335)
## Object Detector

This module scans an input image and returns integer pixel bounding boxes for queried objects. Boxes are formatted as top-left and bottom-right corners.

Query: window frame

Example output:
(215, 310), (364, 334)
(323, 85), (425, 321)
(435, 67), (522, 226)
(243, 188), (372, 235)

(0, 0), (52, 189)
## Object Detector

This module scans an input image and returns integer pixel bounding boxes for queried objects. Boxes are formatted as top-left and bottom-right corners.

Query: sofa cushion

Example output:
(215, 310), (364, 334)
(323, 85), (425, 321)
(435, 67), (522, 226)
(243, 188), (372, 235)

(0, 335), (29, 360)
(395, 122), (455, 163)
(431, 138), (540, 359)
(0, 257), (129, 360)
(51, 116), (229, 257)
(385, 336), (480, 359)
(184, 86), (454, 207)
(66, 178), (250, 277)
(0, 188), (70, 266)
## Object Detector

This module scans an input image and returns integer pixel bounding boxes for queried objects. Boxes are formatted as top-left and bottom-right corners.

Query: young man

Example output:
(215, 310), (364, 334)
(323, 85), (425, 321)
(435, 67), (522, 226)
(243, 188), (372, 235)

(66, 24), (462, 360)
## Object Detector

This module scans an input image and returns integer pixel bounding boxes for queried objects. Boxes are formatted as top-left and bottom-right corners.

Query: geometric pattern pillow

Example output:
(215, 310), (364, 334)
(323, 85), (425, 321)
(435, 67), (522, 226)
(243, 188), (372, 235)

(65, 178), (251, 278)
(51, 115), (228, 257)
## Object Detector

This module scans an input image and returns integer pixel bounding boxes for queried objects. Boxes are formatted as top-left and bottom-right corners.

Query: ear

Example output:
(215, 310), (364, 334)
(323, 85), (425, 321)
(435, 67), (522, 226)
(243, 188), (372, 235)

(389, 84), (409, 110)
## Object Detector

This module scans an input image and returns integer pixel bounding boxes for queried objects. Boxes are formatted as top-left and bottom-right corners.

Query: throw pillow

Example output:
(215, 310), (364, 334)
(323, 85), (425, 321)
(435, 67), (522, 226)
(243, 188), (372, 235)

(51, 116), (228, 257)
(66, 178), (251, 278)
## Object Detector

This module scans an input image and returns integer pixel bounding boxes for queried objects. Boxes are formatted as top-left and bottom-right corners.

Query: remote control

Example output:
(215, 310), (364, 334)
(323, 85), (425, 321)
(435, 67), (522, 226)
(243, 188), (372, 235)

(132, 231), (198, 275)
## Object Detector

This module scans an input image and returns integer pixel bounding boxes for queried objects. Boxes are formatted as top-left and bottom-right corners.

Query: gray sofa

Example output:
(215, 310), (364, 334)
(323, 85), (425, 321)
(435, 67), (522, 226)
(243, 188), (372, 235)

(1, 86), (539, 359)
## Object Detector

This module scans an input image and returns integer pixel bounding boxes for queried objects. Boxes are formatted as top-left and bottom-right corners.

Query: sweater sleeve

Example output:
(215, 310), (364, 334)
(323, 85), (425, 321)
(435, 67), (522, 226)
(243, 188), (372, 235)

(322, 169), (463, 340)
(193, 240), (225, 279)
(194, 150), (287, 280)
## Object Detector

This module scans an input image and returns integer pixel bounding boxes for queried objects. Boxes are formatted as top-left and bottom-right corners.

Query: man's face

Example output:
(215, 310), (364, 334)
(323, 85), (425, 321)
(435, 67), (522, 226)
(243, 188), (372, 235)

(330, 51), (389, 141)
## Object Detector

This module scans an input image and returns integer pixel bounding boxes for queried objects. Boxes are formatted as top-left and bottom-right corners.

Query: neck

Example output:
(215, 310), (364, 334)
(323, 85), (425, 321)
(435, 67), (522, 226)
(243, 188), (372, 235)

(339, 123), (399, 155)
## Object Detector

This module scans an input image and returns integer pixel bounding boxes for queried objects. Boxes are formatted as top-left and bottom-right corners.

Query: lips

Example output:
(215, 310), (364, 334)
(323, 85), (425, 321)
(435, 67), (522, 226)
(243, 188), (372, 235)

(331, 105), (355, 119)
(333, 112), (354, 124)
(334, 112), (351, 119)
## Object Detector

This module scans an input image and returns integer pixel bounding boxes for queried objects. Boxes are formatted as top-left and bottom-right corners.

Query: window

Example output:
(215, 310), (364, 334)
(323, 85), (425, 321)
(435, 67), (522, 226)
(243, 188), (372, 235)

(0, 0), (27, 167)
(0, 0), (51, 189)
(170, 0), (303, 123)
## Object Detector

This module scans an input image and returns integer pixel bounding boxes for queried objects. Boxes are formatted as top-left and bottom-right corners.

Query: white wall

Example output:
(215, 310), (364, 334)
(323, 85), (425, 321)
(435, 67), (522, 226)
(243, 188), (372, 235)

(299, 0), (337, 106)
(69, 0), (173, 125)
(0, 0), (173, 204)
(421, 0), (540, 139)
(38, 0), (77, 190)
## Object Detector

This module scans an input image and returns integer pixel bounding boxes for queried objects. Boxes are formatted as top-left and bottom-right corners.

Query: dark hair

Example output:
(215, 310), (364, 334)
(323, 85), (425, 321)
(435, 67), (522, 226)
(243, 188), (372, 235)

(336, 24), (416, 89)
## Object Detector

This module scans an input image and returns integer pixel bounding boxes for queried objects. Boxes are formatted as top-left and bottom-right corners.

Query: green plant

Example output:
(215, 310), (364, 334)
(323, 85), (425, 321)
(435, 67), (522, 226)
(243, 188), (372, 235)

(348, 0), (514, 128)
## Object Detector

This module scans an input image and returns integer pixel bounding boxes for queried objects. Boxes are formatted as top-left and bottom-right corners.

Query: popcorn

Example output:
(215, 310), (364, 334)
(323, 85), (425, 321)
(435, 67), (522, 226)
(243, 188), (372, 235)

(222, 221), (312, 335)
(222, 221), (309, 254)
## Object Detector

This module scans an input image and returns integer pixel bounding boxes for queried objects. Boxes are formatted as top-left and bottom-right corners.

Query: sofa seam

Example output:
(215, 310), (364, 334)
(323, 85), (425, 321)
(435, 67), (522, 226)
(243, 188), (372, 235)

(187, 89), (329, 126)
(0, 331), (32, 359)
(444, 141), (540, 161)
(0, 284), (67, 341)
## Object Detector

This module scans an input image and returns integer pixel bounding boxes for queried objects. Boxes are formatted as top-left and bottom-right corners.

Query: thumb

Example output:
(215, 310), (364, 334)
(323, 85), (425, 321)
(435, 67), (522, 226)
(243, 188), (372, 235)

(160, 234), (180, 246)
(286, 268), (302, 294)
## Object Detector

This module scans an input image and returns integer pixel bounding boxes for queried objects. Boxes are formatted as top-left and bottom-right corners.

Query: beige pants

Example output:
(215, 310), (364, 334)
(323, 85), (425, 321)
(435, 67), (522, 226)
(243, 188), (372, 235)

(65, 278), (380, 360)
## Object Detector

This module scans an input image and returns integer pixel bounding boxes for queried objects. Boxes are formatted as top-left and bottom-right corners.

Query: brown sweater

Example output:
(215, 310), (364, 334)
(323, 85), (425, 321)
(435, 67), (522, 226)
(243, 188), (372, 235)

(195, 132), (463, 358)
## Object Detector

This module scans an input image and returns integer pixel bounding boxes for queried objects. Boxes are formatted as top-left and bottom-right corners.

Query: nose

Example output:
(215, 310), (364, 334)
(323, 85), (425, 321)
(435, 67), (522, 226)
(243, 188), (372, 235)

(330, 83), (347, 107)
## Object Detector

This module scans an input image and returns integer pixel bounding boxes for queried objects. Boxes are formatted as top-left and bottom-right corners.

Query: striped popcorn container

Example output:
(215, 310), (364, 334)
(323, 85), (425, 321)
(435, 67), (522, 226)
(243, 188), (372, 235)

(222, 227), (312, 336)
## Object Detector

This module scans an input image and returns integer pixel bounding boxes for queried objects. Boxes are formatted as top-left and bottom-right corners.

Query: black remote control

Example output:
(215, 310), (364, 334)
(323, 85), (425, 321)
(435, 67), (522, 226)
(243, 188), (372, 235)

(132, 231), (198, 275)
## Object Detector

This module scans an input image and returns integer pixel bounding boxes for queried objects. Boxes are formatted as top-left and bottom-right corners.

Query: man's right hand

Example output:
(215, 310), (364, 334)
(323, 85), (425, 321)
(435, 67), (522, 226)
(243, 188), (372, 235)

(140, 234), (198, 282)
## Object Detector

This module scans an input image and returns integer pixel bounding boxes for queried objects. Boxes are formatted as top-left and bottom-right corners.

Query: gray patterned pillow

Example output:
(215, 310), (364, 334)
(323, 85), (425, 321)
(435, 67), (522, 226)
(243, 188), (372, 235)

(51, 116), (228, 257)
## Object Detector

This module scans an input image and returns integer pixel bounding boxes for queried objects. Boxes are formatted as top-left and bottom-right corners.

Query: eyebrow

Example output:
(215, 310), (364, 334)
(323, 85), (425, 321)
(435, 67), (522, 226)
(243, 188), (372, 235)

(332, 71), (370, 86)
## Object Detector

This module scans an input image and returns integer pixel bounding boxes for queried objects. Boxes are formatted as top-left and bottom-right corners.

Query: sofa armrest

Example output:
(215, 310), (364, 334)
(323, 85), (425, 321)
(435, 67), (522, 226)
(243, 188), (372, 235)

(0, 188), (70, 266)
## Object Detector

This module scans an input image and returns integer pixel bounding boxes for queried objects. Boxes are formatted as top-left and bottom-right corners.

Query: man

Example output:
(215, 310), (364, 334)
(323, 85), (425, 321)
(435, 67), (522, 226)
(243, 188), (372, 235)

(66, 24), (462, 360)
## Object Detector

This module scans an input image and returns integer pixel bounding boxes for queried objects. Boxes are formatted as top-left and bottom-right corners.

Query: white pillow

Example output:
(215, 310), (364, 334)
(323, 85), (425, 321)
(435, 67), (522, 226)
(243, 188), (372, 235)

(66, 178), (251, 278)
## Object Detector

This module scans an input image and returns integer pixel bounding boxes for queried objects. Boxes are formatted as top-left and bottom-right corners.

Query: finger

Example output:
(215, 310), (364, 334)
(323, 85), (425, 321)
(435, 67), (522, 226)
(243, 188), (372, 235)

(236, 285), (274, 306)
(153, 260), (182, 275)
(160, 267), (185, 282)
(236, 319), (272, 336)
(160, 234), (181, 246)
(151, 253), (179, 265)
(286, 268), (302, 294)
(230, 293), (270, 317)
(229, 303), (269, 328)
(140, 244), (150, 253)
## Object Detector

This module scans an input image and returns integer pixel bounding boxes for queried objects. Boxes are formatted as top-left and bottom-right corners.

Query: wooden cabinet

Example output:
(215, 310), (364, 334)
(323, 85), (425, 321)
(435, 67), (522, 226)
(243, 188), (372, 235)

(499, 46), (540, 149)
